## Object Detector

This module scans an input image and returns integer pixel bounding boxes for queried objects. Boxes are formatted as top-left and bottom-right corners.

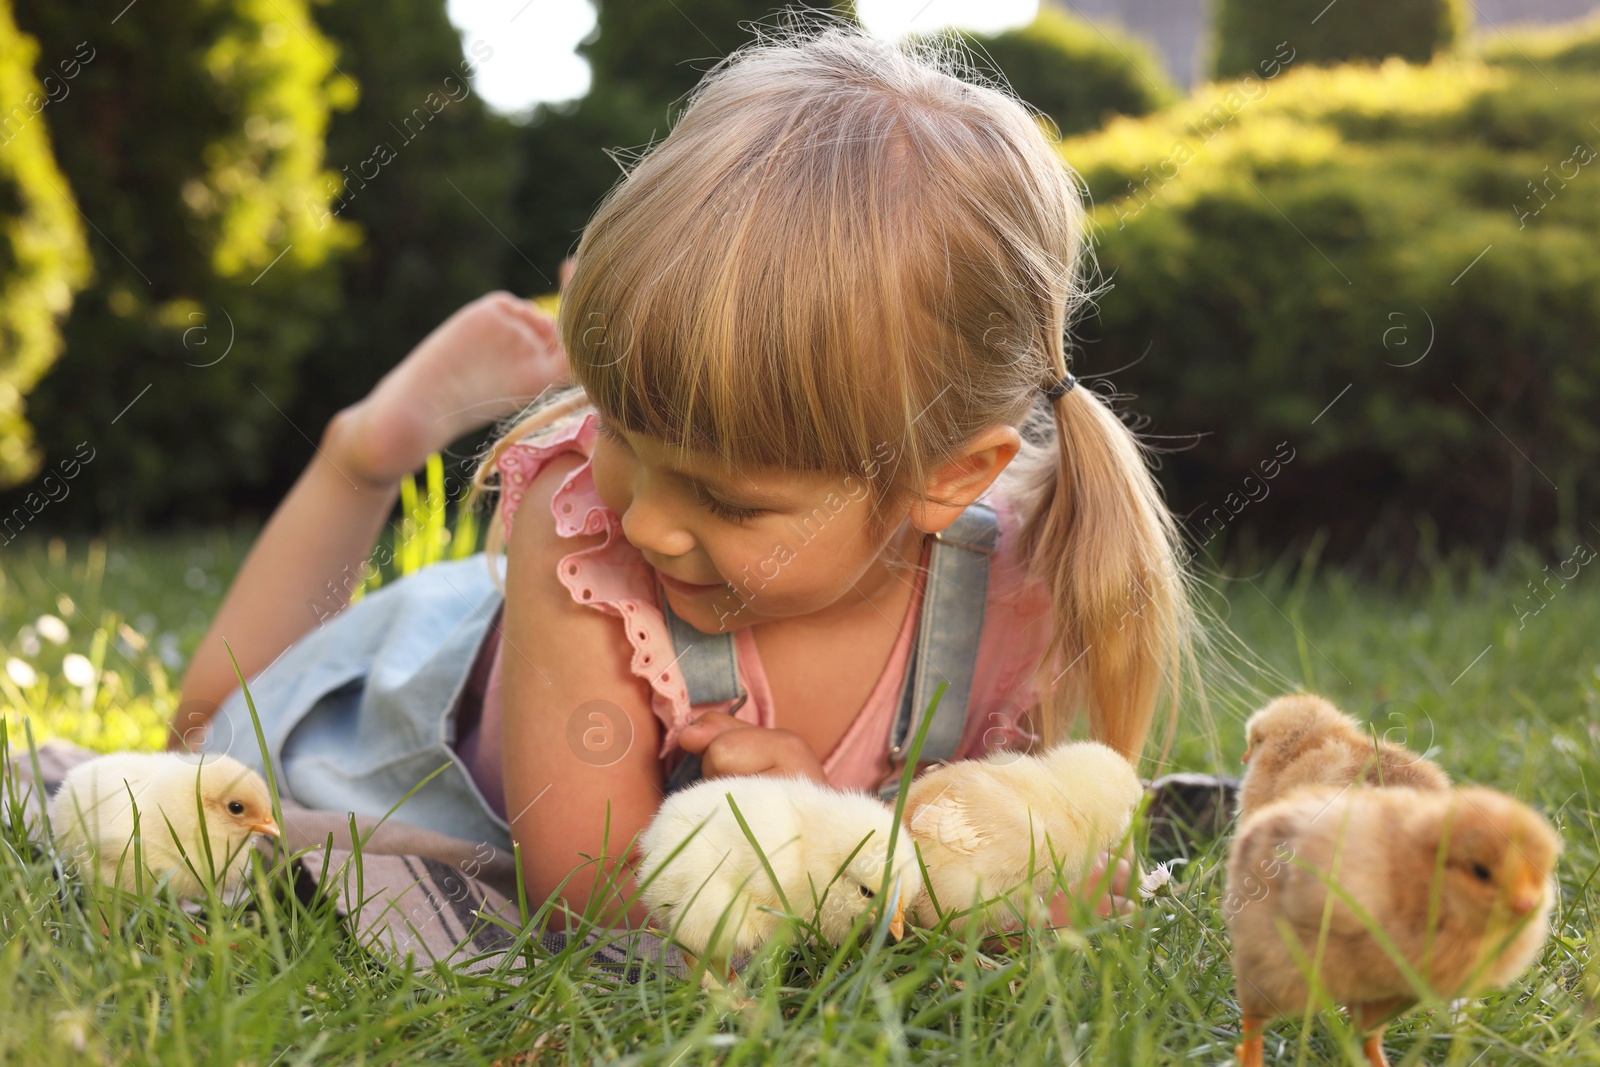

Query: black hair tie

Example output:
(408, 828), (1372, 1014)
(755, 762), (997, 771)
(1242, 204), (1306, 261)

(1042, 373), (1077, 401)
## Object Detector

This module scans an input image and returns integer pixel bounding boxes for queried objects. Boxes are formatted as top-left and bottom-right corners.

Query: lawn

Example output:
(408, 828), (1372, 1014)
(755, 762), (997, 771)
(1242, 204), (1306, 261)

(2, 528), (1597, 1065)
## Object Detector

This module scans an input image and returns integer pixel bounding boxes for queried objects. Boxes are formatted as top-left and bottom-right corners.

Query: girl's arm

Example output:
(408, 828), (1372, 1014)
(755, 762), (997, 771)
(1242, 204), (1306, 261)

(171, 292), (567, 751)
(169, 412), (399, 749)
(498, 452), (665, 930)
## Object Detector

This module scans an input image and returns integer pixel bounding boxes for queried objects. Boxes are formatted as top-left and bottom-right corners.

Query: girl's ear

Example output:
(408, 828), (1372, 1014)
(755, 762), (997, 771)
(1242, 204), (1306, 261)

(907, 425), (1021, 535)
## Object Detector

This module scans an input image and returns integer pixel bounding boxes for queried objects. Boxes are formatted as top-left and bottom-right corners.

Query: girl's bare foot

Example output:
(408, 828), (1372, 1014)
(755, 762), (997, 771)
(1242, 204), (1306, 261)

(328, 291), (568, 487)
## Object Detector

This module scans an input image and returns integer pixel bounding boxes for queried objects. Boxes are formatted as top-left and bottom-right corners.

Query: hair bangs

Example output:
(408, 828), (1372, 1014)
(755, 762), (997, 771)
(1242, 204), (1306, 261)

(558, 102), (951, 511)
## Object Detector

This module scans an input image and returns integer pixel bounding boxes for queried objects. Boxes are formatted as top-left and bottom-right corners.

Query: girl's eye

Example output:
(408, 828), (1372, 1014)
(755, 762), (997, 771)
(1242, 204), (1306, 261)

(693, 484), (764, 524)
(597, 416), (764, 523)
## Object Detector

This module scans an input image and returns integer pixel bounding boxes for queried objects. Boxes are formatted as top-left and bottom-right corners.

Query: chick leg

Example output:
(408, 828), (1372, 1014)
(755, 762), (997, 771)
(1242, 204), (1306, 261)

(677, 948), (716, 990)
(682, 950), (737, 995)
(697, 962), (730, 994)
(1350, 1001), (1404, 1067)
(691, 954), (757, 1012)
(1235, 1015), (1265, 1067)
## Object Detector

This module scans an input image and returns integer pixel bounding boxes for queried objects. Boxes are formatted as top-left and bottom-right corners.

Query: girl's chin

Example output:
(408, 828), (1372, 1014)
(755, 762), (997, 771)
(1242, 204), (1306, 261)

(660, 581), (765, 631)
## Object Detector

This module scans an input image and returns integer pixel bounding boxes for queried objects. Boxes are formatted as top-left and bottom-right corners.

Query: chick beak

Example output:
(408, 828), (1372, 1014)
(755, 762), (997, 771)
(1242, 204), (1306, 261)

(1508, 867), (1544, 916)
(250, 818), (281, 839)
(882, 873), (906, 942)
(1240, 746), (1252, 765)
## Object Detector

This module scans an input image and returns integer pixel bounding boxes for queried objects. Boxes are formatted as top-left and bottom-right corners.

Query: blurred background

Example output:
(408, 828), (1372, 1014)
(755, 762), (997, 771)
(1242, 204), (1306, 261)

(3, 0), (1600, 752)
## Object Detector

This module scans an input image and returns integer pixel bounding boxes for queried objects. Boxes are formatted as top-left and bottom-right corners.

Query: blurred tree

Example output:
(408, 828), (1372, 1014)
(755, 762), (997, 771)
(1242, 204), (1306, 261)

(508, 0), (842, 289)
(961, 7), (1176, 137)
(0, 0), (89, 493)
(1212, 0), (1468, 81)
(7, 0), (356, 525)
(289, 0), (518, 450)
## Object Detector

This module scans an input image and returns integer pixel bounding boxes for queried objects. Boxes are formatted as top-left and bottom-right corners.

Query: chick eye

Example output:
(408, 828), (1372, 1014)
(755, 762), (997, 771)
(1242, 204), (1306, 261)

(859, 885), (875, 899)
(1471, 863), (1493, 882)
(227, 800), (245, 816)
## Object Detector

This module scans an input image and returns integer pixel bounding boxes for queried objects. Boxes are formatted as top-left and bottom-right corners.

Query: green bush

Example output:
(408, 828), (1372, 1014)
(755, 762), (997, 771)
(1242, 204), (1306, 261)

(1062, 44), (1600, 560)
(5, 0), (356, 526)
(1212, 0), (1468, 81)
(0, 0), (88, 491)
(963, 7), (1176, 137)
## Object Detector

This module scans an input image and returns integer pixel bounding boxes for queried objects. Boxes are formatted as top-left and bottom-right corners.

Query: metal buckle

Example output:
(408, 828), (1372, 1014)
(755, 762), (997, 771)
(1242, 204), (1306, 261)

(879, 757), (943, 798)
(932, 526), (997, 556)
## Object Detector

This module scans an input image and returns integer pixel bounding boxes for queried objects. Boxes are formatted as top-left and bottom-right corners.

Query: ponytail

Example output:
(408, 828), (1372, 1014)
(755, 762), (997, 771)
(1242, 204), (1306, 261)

(1013, 375), (1197, 767)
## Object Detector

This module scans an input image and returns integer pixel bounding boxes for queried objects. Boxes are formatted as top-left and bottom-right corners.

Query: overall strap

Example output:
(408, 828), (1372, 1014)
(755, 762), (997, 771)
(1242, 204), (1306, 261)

(658, 589), (747, 795)
(877, 500), (998, 802)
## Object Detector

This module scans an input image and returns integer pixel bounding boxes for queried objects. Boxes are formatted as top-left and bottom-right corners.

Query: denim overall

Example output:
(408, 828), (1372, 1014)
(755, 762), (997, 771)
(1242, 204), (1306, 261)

(200, 501), (1000, 851)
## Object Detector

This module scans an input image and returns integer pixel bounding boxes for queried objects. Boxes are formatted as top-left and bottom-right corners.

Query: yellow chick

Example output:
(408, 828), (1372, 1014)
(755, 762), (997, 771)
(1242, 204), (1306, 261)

(49, 752), (280, 900)
(1239, 694), (1449, 817)
(900, 740), (1144, 935)
(636, 774), (923, 990)
(1225, 784), (1559, 1067)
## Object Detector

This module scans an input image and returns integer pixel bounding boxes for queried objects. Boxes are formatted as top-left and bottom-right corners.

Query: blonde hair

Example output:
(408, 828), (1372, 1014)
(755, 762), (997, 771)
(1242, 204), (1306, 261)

(472, 15), (1200, 767)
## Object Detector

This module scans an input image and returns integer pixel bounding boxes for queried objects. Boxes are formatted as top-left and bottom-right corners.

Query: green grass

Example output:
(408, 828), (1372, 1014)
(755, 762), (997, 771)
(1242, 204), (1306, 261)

(2, 524), (1598, 1065)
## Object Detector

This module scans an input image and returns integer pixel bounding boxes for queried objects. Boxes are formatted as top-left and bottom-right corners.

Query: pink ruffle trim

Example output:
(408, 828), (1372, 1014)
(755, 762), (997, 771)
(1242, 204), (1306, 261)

(496, 410), (695, 758)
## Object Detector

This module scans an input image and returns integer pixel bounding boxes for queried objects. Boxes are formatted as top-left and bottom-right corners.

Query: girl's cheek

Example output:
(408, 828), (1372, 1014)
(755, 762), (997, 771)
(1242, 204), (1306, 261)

(589, 453), (630, 517)
(725, 534), (800, 592)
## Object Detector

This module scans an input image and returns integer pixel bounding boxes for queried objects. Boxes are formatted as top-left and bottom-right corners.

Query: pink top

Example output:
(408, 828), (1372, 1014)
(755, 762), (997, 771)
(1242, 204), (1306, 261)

(456, 409), (1055, 816)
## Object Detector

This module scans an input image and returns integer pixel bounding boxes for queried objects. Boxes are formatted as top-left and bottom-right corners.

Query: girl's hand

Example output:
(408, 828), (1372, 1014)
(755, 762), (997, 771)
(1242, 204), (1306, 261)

(675, 711), (829, 785)
(1050, 851), (1136, 924)
(975, 853), (1137, 953)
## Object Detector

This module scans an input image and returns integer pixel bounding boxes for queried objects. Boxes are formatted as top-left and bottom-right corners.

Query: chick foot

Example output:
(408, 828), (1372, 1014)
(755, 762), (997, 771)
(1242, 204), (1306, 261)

(1235, 1015), (1264, 1067)
(679, 948), (734, 993)
(683, 950), (755, 1011)
(1350, 1000), (1406, 1067)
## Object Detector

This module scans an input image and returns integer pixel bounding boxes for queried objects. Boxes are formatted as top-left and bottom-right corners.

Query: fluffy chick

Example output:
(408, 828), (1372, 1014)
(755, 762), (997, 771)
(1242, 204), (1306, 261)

(636, 774), (922, 990)
(49, 752), (280, 900)
(1239, 694), (1449, 817)
(901, 740), (1144, 935)
(1225, 784), (1559, 1067)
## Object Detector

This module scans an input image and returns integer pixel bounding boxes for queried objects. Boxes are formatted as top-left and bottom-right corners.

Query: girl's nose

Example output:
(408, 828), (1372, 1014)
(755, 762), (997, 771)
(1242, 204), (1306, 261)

(618, 481), (697, 560)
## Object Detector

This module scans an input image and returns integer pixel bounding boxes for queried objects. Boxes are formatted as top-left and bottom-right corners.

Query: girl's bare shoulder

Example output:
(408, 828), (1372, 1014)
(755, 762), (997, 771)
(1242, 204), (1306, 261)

(506, 449), (597, 560)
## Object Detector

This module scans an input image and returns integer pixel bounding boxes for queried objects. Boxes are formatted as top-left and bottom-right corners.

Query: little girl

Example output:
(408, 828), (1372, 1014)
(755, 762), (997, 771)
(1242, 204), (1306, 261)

(173, 22), (1197, 931)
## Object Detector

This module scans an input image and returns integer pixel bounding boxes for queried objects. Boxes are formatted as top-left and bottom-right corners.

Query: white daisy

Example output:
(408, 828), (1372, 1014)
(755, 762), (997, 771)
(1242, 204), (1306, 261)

(35, 615), (69, 645)
(6, 658), (38, 688)
(1137, 858), (1188, 900)
(62, 654), (95, 688)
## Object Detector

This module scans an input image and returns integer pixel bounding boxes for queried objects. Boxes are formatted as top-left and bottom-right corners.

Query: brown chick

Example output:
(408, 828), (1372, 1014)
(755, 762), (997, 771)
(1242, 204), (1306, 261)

(1238, 694), (1449, 817)
(1224, 784), (1560, 1067)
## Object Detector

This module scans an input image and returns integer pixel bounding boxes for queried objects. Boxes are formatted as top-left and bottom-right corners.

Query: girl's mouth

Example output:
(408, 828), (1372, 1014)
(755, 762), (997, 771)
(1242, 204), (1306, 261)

(656, 570), (723, 596)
